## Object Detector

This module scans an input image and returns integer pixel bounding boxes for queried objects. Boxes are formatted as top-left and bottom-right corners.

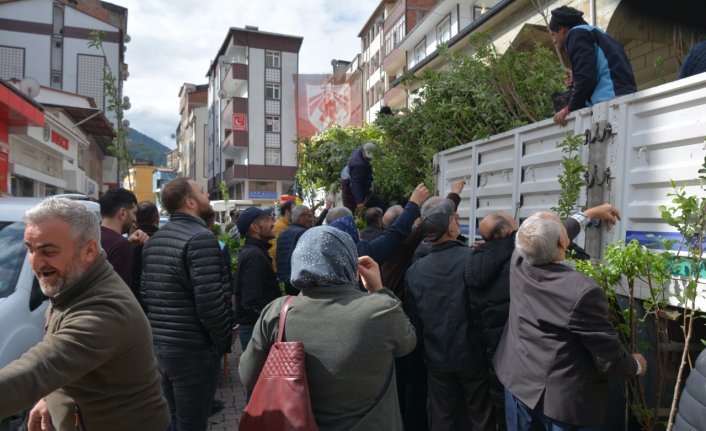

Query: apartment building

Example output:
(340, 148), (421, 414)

(206, 26), (302, 201)
(0, 0), (128, 196)
(175, 83), (208, 193)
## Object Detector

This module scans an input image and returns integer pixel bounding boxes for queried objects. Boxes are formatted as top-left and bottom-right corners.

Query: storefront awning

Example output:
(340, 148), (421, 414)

(44, 104), (116, 155)
(0, 78), (45, 128)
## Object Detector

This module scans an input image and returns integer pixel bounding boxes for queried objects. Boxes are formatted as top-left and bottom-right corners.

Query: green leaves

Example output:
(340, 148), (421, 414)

(552, 133), (587, 218)
(296, 34), (564, 202)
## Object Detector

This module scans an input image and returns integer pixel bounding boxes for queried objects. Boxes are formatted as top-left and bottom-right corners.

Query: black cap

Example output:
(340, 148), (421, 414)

(421, 198), (455, 241)
(549, 6), (587, 31)
(236, 206), (273, 236)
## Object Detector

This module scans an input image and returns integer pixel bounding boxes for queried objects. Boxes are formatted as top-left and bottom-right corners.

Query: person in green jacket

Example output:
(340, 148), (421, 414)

(0, 198), (168, 431)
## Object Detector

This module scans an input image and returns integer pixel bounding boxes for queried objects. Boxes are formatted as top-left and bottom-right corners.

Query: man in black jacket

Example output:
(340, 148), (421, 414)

(405, 197), (495, 431)
(131, 200), (160, 312)
(141, 177), (232, 431)
(465, 212), (518, 430)
(234, 206), (280, 351)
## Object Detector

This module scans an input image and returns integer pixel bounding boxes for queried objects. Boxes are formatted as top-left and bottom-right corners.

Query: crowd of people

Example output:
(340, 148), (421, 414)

(2, 5), (706, 430)
(0, 173), (668, 431)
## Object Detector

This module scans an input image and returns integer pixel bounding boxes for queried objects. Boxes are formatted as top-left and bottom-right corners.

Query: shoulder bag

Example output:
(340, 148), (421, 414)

(239, 295), (318, 430)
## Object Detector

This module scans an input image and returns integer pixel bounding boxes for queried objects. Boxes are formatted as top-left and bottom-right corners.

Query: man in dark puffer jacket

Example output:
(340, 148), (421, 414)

(141, 177), (232, 431)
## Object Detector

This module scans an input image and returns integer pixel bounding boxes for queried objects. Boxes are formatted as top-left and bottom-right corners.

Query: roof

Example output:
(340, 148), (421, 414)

(358, 0), (394, 37)
(206, 27), (303, 77)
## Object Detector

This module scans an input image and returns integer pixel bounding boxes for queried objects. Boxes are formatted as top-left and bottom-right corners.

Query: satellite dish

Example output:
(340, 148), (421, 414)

(217, 88), (228, 99)
(19, 77), (40, 99)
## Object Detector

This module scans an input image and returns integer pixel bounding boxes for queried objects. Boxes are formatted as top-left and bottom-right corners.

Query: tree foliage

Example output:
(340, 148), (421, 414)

(295, 123), (384, 204)
(296, 33), (564, 202)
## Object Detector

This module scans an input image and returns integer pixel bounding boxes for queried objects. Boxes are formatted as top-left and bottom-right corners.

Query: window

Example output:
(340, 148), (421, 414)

(265, 50), (280, 68)
(414, 39), (426, 65)
(266, 115), (281, 132)
(265, 148), (280, 166)
(437, 15), (452, 44)
(265, 83), (280, 100)
(384, 17), (406, 56)
(77, 144), (86, 170)
(0, 46), (24, 80)
(77, 54), (105, 110)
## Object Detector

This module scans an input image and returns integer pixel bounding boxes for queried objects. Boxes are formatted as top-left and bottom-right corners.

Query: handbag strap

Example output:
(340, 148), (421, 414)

(277, 295), (297, 343)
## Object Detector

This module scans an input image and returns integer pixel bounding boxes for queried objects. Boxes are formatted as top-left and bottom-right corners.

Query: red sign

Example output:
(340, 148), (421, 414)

(233, 113), (247, 131)
(0, 151), (8, 194)
(51, 130), (69, 150)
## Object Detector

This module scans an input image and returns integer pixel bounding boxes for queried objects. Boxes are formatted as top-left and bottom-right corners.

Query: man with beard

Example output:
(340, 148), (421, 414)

(0, 198), (168, 431)
(99, 187), (148, 286)
(141, 177), (233, 431)
(234, 206), (279, 351)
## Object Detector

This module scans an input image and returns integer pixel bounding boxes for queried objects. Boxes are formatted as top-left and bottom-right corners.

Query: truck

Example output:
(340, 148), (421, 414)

(433, 72), (706, 309)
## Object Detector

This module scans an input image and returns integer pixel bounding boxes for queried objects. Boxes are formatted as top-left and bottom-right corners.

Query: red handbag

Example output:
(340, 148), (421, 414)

(239, 295), (319, 431)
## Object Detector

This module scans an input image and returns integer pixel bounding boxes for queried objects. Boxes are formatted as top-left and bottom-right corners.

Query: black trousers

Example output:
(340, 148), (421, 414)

(427, 367), (496, 431)
(396, 350), (429, 431)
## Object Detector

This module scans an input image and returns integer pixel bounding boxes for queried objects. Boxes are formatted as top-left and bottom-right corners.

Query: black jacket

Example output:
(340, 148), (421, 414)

(674, 348), (706, 431)
(566, 25), (636, 111)
(235, 237), (281, 324)
(131, 223), (159, 312)
(348, 146), (374, 205)
(464, 233), (515, 359)
(275, 223), (308, 293)
(141, 212), (232, 354)
(405, 240), (486, 373)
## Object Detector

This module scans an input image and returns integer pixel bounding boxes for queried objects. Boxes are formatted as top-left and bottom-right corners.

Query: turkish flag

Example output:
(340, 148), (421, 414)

(233, 113), (247, 131)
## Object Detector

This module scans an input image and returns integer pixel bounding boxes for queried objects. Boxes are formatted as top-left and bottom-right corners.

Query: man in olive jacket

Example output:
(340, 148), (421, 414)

(0, 198), (168, 431)
(141, 177), (232, 431)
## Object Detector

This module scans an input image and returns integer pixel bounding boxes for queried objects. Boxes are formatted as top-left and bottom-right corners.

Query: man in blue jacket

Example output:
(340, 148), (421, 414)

(549, 6), (636, 126)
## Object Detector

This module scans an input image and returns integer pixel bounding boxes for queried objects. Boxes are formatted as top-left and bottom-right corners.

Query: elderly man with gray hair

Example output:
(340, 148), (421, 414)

(0, 198), (168, 431)
(494, 205), (647, 431)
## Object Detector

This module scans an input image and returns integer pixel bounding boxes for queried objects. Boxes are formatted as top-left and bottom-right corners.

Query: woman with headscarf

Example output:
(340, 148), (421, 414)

(238, 225), (417, 430)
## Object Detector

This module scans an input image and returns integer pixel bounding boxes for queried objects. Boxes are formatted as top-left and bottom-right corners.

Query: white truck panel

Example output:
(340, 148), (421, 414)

(434, 74), (706, 306)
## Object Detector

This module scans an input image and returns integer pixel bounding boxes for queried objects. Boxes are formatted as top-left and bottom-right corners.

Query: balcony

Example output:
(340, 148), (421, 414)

(383, 86), (406, 109)
(221, 63), (248, 99)
(383, 45), (405, 75)
(223, 164), (248, 183)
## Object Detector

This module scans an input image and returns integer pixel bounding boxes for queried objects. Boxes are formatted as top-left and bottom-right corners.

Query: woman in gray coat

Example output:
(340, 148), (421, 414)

(239, 226), (417, 430)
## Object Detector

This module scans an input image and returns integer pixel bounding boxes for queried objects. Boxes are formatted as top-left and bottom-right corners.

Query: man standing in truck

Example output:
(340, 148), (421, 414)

(549, 6), (636, 126)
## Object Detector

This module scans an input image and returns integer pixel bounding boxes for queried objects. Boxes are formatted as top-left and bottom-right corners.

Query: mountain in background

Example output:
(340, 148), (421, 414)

(127, 128), (170, 166)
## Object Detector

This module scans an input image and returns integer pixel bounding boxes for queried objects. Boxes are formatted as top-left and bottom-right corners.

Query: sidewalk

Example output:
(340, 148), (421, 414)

(207, 343), (247, 430)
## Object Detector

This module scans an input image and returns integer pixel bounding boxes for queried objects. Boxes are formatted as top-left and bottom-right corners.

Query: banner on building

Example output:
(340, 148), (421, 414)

(296, 71), (362, 139)
(233, 113), (247, 131)
(51, 131), (69, 150)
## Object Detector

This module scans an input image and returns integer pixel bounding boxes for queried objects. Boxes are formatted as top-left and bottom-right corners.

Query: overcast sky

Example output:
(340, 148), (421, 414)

(114, 0), (380, 149)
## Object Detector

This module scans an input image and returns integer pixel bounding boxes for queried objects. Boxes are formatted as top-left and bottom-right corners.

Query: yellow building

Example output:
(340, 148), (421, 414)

(123, 164), (157, 203)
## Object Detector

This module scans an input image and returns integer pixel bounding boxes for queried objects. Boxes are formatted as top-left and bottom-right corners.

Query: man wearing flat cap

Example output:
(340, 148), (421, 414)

(549, 5), (636, 126)
(234, 206), (280, 351)
(405, 197), (495, 430)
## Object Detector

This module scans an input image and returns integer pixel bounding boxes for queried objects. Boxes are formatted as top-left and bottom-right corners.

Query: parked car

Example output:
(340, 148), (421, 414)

(0, 197), (100, 430)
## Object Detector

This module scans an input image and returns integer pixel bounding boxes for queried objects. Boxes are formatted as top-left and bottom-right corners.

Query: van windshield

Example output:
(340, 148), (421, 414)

(0, 222), (27, 298)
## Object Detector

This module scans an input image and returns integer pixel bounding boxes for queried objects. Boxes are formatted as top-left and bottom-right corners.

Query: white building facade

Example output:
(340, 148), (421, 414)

(206, 26), (302, 201)
(0, 0), (128, 194)
(176, 83), (209, 193)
